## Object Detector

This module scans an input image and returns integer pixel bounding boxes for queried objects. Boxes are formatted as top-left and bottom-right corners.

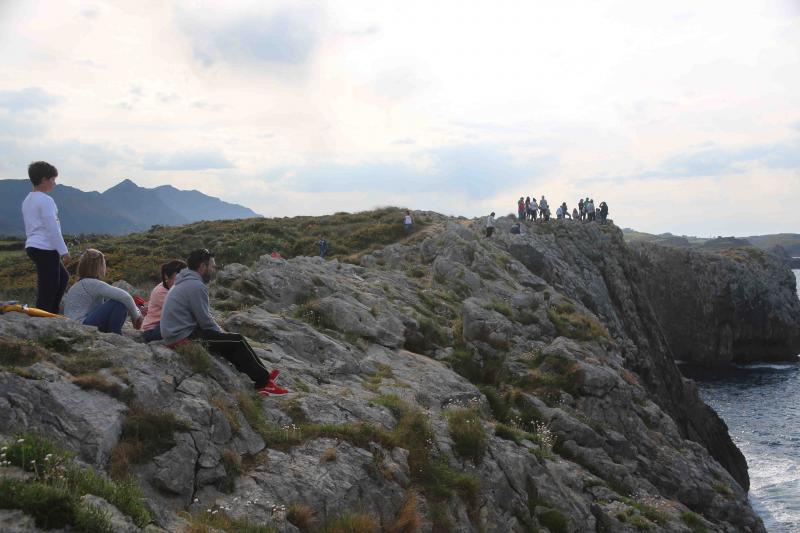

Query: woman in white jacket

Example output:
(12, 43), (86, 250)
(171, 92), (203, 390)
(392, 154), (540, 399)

(63, 249), (143, 334)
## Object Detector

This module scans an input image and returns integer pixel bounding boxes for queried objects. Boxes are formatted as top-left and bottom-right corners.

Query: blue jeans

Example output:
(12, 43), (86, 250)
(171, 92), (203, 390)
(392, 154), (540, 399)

(83, 300), (127, 334)
(142, 323), (162, 342)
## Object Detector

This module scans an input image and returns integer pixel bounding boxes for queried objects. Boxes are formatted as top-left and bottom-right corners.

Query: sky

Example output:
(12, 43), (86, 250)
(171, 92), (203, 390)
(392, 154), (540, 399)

(1, 0), (799, 237)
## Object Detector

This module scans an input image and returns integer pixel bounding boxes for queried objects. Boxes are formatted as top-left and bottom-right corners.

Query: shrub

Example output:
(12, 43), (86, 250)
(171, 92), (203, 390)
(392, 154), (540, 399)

(547, 302), (610, 341)
(0, 479), (80, 530)
(538, 509), (569, 533)
(681, 511), (708, 533)
(287, 503), (316, 532)
(387, 491), (421, 533)
(484, 299), (512, 318)
(175, 341), (214, 375)
(320, 447), (338, 463)
(445, 408), (487, 464)
(108, 408), (191, 478)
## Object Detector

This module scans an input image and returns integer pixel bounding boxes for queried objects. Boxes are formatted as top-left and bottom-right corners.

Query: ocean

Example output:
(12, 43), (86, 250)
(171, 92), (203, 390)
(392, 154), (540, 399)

(680, 270), (800, 532)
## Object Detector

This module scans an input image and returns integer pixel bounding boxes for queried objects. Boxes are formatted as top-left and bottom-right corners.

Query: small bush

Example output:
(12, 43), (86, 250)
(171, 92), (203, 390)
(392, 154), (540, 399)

(324, 512), (379, 533)
(73, 504), (114, 533)
(287, 503), (316, 532)
(0, 479), (78, 530)
(445, 408), (487, 464)
(108, 408), (190, 478)
(538, 509), (569, 533)
(320, 447), (338, 463)
(175, 341), (214, 375)
(484, 299), (513, 318)
(387, 491), (421, 533)
(547, 302), (610, 341)
(681, 511), (708, 533)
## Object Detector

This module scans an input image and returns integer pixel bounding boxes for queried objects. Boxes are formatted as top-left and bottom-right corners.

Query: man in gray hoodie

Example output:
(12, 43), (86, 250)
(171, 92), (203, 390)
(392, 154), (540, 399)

(161, 249), (287, 395)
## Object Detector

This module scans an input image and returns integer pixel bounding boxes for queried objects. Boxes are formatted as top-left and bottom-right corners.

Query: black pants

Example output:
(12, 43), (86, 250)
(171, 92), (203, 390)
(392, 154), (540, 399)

(191, 329), (270, 388)
(26, 247), (68, 314)
(486, 227), (495, 237)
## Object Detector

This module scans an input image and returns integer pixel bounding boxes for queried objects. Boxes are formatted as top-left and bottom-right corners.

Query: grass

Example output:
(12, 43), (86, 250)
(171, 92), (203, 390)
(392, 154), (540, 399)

(0, 338), (48, 367)
(515, 353), (584, 399)
(363, 363), (393, 392)
(387, 491), (421, 533)
(0, 434), (152, 529)
(323, 512), (379, 533)
(448, 345), (504, 385)
(0, 208), (427, 301)
(57, 352), (113, 375)
(681, 511), (709, 533)
(184, 510), (277, 533)
(108, 408), (191, 479)
(712, 481), (734, 498)
(175, 341), (215, 375)
(538, 509), (569, 533)
(71, 373), (133, 403)
(484, 298), (513, 318)
(287, 503), (316, 532)
(547, 302), (610, 342)
(445, 408), (487, 465)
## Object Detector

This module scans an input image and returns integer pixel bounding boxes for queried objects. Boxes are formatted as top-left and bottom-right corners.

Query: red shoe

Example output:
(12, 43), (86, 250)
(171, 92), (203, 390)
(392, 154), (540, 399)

(256, 385), (270, 396)
(269, 369), (280, 381)
(263, 381), (289, 395)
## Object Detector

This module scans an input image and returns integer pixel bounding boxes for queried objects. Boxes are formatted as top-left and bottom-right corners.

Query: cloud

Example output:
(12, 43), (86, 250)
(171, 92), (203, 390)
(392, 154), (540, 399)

(0, 87), (59, 112)
(141, 150), (235, 171)
(606, 139), (800, 181)
(282, 144), (557, 199)
(181, 7), (322, 68)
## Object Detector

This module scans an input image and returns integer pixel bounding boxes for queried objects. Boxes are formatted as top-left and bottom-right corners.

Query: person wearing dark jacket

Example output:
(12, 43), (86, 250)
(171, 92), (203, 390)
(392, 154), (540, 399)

(161, 249), (288, 396)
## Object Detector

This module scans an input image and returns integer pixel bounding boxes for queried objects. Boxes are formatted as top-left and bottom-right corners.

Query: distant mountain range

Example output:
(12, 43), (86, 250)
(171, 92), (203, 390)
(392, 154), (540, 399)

(0, 179), (260, 236)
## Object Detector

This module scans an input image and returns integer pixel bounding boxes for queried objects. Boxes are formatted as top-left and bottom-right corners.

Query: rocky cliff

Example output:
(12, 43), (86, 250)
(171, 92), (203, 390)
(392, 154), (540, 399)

(0, 216), (773, 532)
(632, 243), (800, 366)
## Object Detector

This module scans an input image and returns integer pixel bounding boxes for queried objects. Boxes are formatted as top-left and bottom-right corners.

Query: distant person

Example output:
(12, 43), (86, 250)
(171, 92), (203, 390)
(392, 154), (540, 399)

(270, 249), (282, 259)
(524, 197), (531, 220)
(141, 260), (187, 343)
(578, 198), (585, 220)
(22, 161), (70, 314)
(486, 212), (496, 237)
(403, 211), (413, 236)
(530, 197), (538, 221)
(572, 207), (579, 220)
(539, 195), (549, 221)
(587, 199), (596, 221)
(510, 222), (521, 234)
(63, 249), (143, 334)
(318, 236), (328, 258)
(517, 197), (525, 221)
(599, 201), (609, 223)
(160, 249), (287, 396)
(584, 198), (591, 221)
(561, 202), (571, 219)
(556, 205), (564, 219)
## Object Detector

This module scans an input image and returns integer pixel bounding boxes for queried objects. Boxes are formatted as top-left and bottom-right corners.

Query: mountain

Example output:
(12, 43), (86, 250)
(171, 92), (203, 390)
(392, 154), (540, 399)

(622, 228), (800, 255)
(0, 178), (260, 236)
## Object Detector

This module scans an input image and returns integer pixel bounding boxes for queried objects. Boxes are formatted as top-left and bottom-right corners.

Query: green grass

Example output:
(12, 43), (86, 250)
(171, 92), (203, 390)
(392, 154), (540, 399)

(175, 341), (215, 375)
(0, 207), (428, 301)
(0, 338), (47, 368)
(108, 408), (191, 479)
(184, 509), (278, 533)
(680, 511), (709, 533)
(0, 434), (152, 528)
(484, 298), (513, 318)
(445, 408), (487, 464)
(538, 509), (569, 533)
(547, 302), (610, 342)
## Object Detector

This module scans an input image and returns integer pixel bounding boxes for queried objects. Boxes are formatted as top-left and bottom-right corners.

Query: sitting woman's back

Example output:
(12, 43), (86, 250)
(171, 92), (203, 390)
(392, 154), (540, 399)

(141, 260), (186, 342)
(63, 249), (142, 334)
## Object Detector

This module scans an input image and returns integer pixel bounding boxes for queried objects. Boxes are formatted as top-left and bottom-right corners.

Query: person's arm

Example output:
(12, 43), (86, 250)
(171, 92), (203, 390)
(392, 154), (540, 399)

(42, 198), (69, 256)
(91, 280), (142, 322)
(189, 285), (222, 332)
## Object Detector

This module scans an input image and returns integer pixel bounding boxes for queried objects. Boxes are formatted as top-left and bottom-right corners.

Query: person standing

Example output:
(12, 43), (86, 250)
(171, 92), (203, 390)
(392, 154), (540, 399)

(403, 211), (413, 236)
(530, 197), (538, 221)
(160, 249), (288, 396)
(587, 199), (596, 221)
(517, 198), (525, 221)
(578, 198), (585, 220)
(318, 236), (328, 258)
(22, 161), (70, 314)
(486, 212), (496, 237)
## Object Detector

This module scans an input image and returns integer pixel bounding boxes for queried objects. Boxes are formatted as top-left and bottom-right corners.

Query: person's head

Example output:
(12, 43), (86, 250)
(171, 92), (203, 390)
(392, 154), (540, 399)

(77, 249), (106, 280)
(490, 212), (495, 217)
(28, 161), (58, 191)
(186, 249), (216, 283)
(161, 260), (187, 289)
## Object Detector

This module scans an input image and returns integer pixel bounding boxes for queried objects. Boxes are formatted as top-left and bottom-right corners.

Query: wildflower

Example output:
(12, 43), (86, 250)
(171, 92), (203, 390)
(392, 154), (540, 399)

(16, 439), (24, 443)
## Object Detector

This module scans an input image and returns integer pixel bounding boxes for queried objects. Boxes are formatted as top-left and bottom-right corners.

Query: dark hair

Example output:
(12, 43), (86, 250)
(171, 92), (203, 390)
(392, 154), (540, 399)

(28, 161), (58, 186)
(161, 260), (187, 288)
(186, 249), (214, 270)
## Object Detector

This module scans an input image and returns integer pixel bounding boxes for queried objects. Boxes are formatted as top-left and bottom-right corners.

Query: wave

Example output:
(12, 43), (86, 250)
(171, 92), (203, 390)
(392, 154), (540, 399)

(733, 363), (799, 371)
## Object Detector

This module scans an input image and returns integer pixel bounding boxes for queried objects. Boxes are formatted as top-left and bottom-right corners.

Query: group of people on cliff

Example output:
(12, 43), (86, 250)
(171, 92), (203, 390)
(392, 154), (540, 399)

(18, 161), (289, 397)
(515, 195), (609, 223)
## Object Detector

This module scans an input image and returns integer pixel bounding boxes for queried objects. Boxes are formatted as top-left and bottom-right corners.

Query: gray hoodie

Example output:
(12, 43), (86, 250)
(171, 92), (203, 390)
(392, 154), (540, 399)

(160, 269), (221, 344)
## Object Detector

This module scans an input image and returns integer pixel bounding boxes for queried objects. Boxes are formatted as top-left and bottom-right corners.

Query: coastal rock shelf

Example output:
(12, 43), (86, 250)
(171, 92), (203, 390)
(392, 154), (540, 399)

(1, 215), (784, 532)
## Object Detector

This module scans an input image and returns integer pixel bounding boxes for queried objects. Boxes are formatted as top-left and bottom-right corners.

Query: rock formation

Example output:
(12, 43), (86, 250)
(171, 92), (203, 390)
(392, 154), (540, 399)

(0, 215), (779, 532)
(632, 242), (800, 365)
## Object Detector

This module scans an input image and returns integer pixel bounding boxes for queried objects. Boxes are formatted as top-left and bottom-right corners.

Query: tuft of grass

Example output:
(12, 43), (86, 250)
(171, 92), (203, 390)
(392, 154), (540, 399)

(323, 512), (379, 533)
(681, 511), (709, 533)
(287, 503), (316, 532)
(71, 373), (133, 403)
(387, 491), (421, 533)
(320, 447), (338, 463)
(445, 408), (487, 465)
(363, 363), (393, 392)
(211, 396), (242, 434)
(58, 352), (113, 376)
(1, 434), (152, 528)
(538, 509), (569, 533)
(108, 408), (191, 479)
(484, 298), (513, 318)
(174, 341), (214, 375)
(712, 481), (734, 498)
(515, 353), (584, 398)
(547, 302), (610, 342)
(219, 448), (243, 493)
(0, 338), (47, 367)
(184, 509), (277, 533)
(448, 346), (504, 385)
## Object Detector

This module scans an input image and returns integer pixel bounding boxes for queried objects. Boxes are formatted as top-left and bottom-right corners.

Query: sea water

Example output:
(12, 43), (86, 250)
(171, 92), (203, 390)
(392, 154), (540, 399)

(680, 270), (800, 532)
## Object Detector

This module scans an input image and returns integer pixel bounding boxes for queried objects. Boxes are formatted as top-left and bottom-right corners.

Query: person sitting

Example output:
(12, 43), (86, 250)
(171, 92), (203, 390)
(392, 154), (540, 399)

(63, 249), (143, 334)
(141, 260), (187, 343)
(160, 249), (288, 396)
(510, 222), (521, 234)
(572, 207), (579, 220)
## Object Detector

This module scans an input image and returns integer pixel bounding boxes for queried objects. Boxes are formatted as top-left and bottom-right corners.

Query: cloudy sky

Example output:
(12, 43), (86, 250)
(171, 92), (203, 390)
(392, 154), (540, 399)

(1, 0), (798, 236)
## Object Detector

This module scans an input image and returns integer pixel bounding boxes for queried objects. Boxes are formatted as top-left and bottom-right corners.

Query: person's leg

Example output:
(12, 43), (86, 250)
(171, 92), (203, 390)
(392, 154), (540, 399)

(143, 323), (162, 342)
(26, 248), (59, 313)
(84, 300), (128, 333)
(54, 258), (69, 313)
(194, 330), (271, 387)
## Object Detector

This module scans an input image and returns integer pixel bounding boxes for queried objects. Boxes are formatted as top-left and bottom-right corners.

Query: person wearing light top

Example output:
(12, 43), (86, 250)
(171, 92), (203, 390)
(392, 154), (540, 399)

(403, 211), (413, 236)
(485, 212), (496, 237)
(63, 249), (143, 334)
(22, 161), (70, 313)
(141, 260), (187, 343)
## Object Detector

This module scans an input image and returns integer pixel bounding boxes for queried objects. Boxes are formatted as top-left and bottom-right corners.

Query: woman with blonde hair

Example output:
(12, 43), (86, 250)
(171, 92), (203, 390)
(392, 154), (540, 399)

(63, 249), (143, 334)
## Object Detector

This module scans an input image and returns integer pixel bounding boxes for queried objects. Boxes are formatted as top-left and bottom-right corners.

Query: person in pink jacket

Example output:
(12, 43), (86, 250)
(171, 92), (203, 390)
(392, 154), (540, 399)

(142, 260), (187, 342)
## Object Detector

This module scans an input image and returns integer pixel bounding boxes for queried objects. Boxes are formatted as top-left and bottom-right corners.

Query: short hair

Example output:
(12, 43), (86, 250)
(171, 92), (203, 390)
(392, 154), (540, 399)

(161, 260), (187, 288)
(28, 161), (58, 186)
(186, 249), (214, 270)
(77, 249), (105, 279)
